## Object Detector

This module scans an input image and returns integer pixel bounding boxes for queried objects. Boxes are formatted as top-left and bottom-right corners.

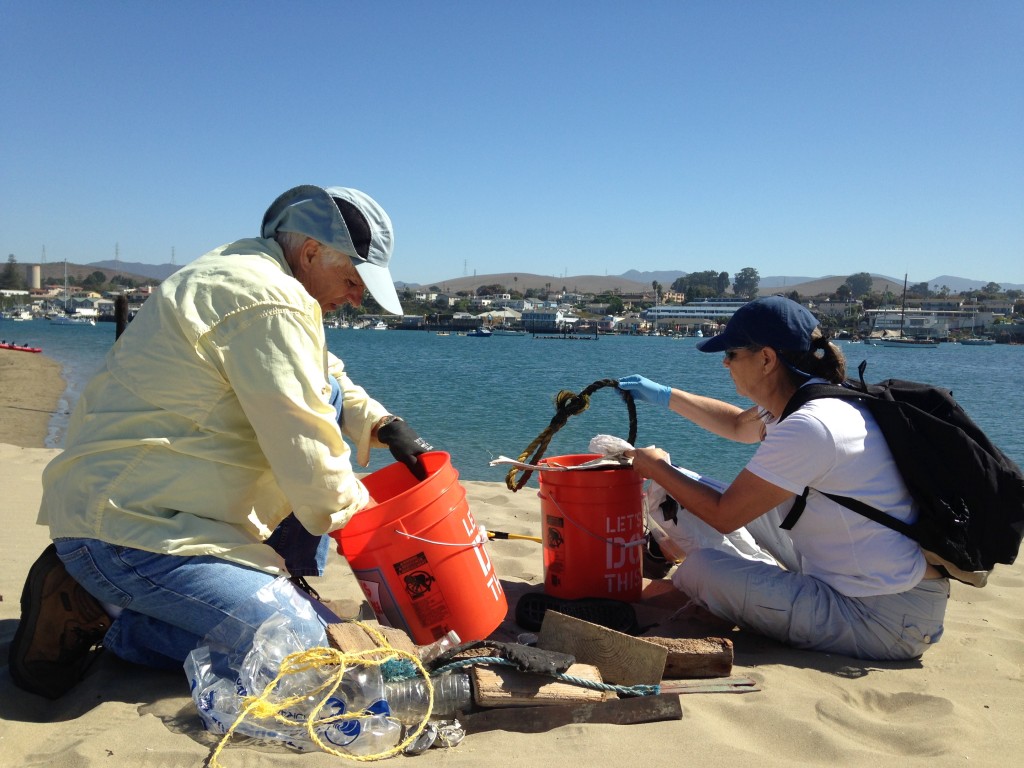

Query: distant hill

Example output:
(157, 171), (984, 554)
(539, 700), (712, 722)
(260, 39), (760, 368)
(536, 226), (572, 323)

(87, 260), (181, 281)
(404, 272), (650, 295)
(65, 260), (1021, 296)
(36, 261), (162, 286)
(619, 269), (687, 287)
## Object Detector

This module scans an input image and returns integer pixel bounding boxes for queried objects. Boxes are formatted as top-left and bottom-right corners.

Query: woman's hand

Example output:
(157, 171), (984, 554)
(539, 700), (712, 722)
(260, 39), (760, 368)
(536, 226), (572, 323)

(625, 445), (671, 479)
(617, 374), (672, 408)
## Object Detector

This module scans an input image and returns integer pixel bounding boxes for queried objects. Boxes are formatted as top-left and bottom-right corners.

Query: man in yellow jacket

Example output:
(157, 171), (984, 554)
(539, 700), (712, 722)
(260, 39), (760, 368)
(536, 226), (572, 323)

(10, 185), (432, 698)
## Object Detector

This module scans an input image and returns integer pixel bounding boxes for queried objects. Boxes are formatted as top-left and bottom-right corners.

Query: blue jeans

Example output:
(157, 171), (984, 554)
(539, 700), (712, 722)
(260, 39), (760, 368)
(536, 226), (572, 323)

(51, 376), (347, 669)
(54, 538), (339, 669)
(264, 375), (344, 577)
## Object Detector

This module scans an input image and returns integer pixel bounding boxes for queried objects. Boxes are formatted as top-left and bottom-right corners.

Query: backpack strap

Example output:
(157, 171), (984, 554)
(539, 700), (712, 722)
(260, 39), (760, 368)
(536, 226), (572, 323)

(776, 362), (912, 538)
(780, 487), (810, 530)
(780, 485), (915, 538)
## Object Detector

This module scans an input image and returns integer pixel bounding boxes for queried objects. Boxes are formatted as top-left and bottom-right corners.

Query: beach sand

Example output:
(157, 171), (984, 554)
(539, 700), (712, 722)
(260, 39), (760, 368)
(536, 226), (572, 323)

(1, 351), (1021, 767)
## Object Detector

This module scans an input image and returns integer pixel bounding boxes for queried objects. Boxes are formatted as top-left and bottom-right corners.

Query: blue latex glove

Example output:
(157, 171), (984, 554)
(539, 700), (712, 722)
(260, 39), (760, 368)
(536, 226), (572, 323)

(617, 374), (672, 408)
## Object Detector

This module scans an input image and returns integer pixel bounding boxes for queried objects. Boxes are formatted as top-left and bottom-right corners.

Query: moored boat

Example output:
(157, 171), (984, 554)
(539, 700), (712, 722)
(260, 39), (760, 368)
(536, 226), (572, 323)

(0, 341), (43, 353)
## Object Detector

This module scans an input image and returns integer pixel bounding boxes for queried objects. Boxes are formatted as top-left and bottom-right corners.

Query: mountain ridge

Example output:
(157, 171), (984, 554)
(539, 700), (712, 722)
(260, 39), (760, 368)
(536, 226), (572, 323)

(79, 261), (1024, 295)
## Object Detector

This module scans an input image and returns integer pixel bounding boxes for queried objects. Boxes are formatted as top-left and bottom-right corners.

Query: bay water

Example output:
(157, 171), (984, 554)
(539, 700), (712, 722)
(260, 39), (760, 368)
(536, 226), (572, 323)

(7, 321), (1024, 486)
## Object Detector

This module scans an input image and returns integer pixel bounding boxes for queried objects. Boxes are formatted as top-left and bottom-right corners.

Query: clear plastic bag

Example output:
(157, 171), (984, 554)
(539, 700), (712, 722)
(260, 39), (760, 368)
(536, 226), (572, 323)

(184, 577), (402, 755)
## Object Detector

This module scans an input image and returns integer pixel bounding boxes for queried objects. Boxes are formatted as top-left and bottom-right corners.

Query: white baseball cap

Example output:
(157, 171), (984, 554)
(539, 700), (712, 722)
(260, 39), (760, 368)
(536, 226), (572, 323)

(261, 184), (402, 315)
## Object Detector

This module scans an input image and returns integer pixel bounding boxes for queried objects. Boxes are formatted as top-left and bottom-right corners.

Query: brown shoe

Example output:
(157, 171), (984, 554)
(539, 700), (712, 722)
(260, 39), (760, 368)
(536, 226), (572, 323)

(9, 544), (111, 699)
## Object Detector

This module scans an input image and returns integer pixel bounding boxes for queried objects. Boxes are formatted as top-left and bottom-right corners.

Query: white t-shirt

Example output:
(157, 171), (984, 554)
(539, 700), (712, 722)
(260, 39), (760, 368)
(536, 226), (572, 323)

(746, 387), (926, 596)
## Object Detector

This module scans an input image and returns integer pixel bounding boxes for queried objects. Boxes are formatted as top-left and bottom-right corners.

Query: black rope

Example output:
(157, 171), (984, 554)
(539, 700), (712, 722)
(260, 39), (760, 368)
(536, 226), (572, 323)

(504, 378), (637, 492)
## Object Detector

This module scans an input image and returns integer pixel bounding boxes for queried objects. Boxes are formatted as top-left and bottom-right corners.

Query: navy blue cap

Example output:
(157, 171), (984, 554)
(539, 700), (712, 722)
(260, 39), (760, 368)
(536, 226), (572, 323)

(696, 296), (819, 354)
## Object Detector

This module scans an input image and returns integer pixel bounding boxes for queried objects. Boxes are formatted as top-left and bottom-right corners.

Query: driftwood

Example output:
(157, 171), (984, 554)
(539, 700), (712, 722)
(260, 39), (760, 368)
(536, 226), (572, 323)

(537, 611), (667, 686)
(461, 693), (683, 733)
(325, 622), (417, 656)
(640, 636), (734, 679)
(471, 663), (611, 708)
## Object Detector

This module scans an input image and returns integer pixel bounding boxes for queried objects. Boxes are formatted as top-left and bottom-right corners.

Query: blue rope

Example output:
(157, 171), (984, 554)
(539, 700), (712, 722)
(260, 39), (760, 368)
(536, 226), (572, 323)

(431, 656), (660, 697)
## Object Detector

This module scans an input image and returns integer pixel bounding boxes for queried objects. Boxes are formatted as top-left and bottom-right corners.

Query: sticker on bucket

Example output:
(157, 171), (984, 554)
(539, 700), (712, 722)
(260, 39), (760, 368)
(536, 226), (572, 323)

(394, 551), (451, 634)
(544, 514), (566, 588)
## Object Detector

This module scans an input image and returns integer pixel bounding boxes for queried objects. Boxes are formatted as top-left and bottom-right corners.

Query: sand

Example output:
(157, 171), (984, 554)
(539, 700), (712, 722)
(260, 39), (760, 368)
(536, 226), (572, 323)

(1, 351), (1022, 767)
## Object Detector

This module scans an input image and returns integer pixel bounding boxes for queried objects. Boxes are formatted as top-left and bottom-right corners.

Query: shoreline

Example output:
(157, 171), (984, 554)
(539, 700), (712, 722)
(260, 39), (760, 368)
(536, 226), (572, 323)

(0, 349), (65, 449)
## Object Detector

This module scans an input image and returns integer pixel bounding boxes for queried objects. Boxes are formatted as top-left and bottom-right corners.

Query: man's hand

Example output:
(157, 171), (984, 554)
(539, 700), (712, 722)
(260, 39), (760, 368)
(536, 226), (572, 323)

(377, 418), (434, 480)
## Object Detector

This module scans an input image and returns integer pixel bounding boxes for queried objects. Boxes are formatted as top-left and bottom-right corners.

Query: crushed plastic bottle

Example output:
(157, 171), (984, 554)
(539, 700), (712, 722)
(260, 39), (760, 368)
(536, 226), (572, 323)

(416, 630), (461, 663)
(382, 672), (473, 725)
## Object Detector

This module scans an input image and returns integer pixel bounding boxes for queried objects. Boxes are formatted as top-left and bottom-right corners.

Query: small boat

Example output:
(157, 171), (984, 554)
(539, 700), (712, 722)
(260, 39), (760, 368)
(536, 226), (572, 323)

(490, 327), (526, 336)
(371, 320), (388, 330)
(0, 341), (42, 353)
(50, 314), (96, 326)
(466, 327), (493, 337)
(436, 331), (450, 336)
(878, 336), (939, 349)
(960, 337), (996, 346)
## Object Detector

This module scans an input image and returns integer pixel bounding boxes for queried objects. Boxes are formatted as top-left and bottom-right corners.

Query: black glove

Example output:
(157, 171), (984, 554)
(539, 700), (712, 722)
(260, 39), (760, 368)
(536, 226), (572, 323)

(377, 418), (434, 480)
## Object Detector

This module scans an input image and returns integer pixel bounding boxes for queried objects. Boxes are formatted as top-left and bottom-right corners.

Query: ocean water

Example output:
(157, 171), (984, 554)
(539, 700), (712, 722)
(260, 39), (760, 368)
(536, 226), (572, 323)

(6, 320), (1024, 484)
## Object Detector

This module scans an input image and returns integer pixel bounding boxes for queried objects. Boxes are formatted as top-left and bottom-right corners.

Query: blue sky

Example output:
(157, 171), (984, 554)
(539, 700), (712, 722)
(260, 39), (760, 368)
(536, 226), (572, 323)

(2, 1), (1021, 287)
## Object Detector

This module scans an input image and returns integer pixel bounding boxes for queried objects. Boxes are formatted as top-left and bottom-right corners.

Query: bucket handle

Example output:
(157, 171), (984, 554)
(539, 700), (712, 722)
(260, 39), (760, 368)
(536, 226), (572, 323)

(539, 491), (646, 549)
(393, 525), (489, 548)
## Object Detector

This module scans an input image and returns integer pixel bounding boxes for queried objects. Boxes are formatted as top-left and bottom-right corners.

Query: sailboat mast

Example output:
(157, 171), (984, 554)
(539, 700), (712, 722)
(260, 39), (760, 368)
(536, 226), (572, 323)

(899, 274), (908, 339)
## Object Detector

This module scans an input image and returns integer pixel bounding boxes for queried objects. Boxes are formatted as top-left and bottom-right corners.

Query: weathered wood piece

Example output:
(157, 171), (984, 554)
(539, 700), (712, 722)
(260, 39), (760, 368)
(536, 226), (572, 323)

(471, 663), (611, 707)
(641, 636), (734, 678)
(325, 622), (416, 656)
(658, 676), (761, 695)
(461, 694), (683, 733)
(537, 611), (667, 686)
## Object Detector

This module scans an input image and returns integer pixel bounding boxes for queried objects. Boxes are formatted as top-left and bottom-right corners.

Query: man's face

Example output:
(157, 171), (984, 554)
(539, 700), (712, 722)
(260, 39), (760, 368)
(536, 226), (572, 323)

(290, 239), (367, 313)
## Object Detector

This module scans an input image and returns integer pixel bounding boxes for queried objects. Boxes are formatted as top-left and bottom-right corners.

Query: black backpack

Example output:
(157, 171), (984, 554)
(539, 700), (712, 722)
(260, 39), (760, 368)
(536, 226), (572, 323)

(778, 361), (1024, 587)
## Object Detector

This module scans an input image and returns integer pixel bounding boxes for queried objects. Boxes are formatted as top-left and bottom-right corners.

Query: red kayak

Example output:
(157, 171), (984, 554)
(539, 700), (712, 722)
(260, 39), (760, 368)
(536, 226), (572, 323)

(0, 342), (42, 353)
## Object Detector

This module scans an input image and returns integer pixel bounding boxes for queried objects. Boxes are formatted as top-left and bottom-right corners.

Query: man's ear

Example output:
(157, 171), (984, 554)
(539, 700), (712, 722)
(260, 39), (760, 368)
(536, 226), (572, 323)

(299, 237), (320, 266)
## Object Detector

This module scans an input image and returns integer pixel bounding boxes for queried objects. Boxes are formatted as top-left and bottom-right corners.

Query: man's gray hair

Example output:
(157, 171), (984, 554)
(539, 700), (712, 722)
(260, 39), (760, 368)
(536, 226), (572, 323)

(274, 231), (348, 266)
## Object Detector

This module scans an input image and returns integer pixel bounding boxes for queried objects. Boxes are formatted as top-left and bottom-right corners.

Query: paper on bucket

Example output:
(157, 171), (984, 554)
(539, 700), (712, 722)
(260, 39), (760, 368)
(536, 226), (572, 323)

(490, 434), (635, 472)
(488, 455), (631, 472)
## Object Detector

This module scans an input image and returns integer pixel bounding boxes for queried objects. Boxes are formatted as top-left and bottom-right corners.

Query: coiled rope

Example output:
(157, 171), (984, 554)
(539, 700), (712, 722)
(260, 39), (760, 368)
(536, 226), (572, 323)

(207, 621), (432, 766)
(504, 378), (637, 492)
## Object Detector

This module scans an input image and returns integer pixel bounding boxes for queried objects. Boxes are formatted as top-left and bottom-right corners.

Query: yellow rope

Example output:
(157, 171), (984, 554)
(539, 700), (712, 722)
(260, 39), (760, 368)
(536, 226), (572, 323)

(206, 620), (434, 767)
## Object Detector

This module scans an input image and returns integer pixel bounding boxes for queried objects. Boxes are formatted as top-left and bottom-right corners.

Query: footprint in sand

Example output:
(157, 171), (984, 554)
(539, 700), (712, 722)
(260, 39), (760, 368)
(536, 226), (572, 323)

(815, 689), (956, 756)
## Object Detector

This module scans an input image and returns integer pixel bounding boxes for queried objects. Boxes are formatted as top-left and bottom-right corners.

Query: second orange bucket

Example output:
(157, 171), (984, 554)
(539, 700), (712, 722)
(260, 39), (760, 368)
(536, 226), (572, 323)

(537, 453), (645, 602)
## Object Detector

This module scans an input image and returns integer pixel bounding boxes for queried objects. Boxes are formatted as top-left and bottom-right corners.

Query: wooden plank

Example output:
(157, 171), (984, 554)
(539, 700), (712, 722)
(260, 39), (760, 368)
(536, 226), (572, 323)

(461, 694), (683, 734)
(471, 663), (611, 708)
(537, 611), (667, 686)
(325, 622), (416, 656)
(641, 636), (734, 679)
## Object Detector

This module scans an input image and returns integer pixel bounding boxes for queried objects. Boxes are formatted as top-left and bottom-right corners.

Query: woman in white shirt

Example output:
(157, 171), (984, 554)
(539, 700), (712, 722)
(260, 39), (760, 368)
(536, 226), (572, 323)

(619, 296), (948, 660)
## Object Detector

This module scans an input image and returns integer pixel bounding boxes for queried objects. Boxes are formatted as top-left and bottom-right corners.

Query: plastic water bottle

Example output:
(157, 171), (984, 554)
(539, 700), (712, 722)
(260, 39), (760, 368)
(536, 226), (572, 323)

(383, 672), (473, 725)
(415, 630), (461, 663)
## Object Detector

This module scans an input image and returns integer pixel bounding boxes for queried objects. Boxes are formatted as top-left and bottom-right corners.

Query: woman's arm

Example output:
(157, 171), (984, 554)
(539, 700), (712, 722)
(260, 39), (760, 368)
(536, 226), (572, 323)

(628, 446), (792, 533)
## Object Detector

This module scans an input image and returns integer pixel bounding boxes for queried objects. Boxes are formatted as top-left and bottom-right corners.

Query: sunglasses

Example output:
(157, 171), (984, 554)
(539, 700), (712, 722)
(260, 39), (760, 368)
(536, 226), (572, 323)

(724, 345), (761, 361)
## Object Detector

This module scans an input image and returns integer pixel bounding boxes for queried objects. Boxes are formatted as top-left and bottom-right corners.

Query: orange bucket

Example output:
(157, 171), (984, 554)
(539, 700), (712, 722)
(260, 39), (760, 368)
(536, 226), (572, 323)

(538, 454), (644, 602)
(331, 452), (507, 644)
